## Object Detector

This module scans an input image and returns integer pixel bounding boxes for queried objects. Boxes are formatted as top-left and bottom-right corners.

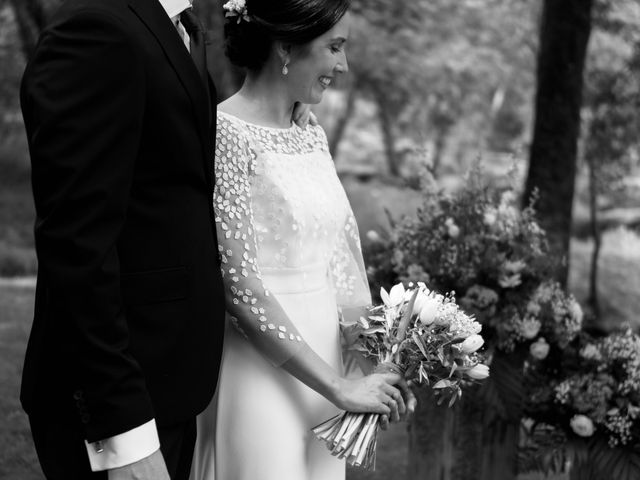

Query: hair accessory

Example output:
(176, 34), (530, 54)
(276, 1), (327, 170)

(223, 0), (250, 24)
(282, 61), (289, 76)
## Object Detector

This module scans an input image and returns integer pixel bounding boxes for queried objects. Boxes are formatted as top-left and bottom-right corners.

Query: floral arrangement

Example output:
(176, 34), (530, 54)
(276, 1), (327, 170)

(522, 329), (640, 479)
(312, 282), (489, 469)
(366, 164), (582, 366)
(363, 163), (587, 474)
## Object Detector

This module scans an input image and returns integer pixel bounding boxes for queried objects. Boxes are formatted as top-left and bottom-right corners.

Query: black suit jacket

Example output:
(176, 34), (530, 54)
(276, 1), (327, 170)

(20, 0), (225, 443)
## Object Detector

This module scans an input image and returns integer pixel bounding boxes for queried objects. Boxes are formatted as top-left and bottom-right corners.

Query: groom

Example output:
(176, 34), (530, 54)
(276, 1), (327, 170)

(20, 0), (224, 478)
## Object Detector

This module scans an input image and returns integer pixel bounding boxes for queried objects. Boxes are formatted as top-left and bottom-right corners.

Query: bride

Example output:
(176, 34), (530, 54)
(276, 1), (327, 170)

(191, 1), (415, 479)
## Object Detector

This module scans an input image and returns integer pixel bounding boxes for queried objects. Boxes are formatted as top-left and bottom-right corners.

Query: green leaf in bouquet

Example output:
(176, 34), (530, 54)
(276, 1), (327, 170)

(448, 390), (459, 408)
(412, 331), (429, 359)
(405, 363), (418, 379)
(418, 363), (430, 384)
(442, 337), (466, 348)
(437, 347), (446, 365)
(433, 379), (453, 389)
(395, 288), (418, 344)
(358, 316), (370, 329)
(363, 326), (386, 335)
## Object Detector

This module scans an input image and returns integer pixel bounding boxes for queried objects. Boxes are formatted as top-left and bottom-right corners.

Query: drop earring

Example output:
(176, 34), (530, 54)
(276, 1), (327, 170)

(282, 61), (289, 75)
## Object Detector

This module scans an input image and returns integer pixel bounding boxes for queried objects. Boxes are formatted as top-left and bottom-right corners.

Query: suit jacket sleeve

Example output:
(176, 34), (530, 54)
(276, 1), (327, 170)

(21, 9), (153, 442)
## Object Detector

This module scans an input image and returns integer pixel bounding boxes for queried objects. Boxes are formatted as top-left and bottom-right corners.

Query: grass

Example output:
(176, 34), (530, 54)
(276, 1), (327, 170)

(0, 281), (43, 480)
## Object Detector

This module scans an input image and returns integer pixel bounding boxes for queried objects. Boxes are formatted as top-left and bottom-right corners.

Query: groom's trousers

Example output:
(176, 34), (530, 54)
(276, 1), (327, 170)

(29, 412), (197, 480)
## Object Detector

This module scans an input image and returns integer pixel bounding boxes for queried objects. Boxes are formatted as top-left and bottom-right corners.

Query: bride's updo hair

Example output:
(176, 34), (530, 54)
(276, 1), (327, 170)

(224, 0), (351, 72)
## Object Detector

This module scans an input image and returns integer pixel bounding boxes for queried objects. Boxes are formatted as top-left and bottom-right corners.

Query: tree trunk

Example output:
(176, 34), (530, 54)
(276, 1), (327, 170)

(374, 93), (400, 177)
(430, 126), (449, 179)
(329, 86), (357, 159)
(523, 0), (594, 286)
(587, 156), (600, 317)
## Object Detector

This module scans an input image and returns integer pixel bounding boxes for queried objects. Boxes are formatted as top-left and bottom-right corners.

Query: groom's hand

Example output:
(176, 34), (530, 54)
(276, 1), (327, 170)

(108, 449), (169, 480)
(398, 378), (417, 419)
(292, 102), (318, 128)
(380, 378), (417, 428)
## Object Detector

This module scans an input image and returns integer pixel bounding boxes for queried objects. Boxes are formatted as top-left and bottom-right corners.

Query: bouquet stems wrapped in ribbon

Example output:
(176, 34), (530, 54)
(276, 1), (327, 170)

(312, 282), (490, 470)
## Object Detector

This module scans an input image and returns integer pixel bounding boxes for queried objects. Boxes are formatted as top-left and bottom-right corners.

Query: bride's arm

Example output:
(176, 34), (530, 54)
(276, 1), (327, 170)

(213, 118), (403, 417)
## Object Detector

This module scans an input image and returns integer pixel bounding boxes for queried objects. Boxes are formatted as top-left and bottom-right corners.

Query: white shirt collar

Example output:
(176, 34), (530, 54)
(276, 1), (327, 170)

(158, 0), (193, 20)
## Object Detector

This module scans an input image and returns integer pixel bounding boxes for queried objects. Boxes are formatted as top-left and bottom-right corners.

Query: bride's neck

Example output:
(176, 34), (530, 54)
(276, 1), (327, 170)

(234, 73), (295, 129)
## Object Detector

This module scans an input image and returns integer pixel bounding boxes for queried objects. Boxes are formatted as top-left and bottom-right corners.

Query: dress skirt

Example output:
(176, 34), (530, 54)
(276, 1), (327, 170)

(190, 264), (345, 480)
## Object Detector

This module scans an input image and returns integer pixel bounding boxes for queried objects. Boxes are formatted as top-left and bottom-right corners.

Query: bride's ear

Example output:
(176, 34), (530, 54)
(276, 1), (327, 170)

(275, 41), (293, 66)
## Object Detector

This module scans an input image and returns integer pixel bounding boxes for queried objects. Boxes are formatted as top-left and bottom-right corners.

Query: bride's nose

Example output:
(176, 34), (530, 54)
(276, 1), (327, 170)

(335, 53), (348, 74)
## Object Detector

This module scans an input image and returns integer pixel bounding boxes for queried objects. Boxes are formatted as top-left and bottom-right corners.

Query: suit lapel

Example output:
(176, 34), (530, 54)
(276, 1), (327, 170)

(128, 0), (210, 147)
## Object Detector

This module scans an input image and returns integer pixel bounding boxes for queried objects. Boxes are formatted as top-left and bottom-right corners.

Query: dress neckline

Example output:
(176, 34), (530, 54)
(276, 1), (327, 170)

(218, 110), (297, 132)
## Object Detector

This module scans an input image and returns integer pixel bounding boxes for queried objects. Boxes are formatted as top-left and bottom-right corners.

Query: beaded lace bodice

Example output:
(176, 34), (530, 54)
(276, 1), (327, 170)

(214, 111), (371, 366)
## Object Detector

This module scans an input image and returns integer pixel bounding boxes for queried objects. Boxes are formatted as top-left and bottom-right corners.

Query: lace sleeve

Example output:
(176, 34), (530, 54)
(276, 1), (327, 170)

(214, 117), (306, 366)
(329, 188), (372, 325)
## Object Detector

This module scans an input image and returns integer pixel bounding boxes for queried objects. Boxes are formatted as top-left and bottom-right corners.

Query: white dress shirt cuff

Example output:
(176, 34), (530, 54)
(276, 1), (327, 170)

(85, 419), (160, 471)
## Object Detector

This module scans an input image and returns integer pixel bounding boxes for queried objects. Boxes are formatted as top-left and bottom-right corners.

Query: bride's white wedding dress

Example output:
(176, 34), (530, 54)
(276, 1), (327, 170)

(190, 111), (371, 480)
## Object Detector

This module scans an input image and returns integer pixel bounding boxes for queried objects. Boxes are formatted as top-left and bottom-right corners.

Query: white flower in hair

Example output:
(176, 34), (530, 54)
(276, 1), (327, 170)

(223, 0), (250, 23)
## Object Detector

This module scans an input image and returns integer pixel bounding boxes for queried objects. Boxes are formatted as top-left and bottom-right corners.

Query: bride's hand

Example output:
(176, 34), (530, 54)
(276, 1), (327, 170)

(333, 373), (406, 429)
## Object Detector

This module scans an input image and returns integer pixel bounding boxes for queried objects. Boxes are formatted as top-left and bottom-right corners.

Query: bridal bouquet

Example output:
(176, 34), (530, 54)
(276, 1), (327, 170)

(312, 282), (489, 469)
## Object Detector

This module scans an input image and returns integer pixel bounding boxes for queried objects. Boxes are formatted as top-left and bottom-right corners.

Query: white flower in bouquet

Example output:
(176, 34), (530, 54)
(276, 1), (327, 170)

(411, 286), (429, 315)
(570, 414), (595, 437)
(467, 364), (490, 379)
(447, 306), (482, 338)
(520, 317), (541, 339)
(460, 334), (484, 353)
(380, 283), (405, 307)
(530, 337), (550, 360)
(417, 295), (440, 326)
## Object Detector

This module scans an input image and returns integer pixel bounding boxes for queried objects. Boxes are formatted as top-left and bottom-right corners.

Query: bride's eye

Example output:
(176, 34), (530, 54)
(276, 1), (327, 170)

(330, 41), (346, 54)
